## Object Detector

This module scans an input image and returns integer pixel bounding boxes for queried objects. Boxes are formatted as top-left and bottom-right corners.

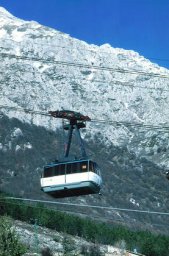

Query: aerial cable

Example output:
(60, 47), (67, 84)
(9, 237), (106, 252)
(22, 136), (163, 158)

(1, 40), (169, 65)
(0, 72), (144, 88)
(0, 105), (50, 117)
(1, 104), (169, 131)
(3, 197), (169, 216)
(0, 56), (169, 93)
(90, 119), (169, 130)
(0, 71), (169, 93)
(0, 51), (169, 79)
(1, 199), (168, 229)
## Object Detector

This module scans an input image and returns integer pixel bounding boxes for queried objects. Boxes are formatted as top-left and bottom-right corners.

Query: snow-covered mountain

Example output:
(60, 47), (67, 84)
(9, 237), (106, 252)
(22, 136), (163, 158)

(0, 7), (169, 234)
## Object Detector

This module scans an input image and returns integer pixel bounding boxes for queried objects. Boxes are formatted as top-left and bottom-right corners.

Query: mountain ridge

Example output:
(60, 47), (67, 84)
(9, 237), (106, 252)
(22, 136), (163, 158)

(0, 7), (169, 236)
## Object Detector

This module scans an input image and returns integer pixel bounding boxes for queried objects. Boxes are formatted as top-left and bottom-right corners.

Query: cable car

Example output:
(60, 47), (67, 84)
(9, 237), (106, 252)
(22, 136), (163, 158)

(40, 110), (102, 198)
(41, 159), (102, 198)
(166, 171), (169, 180)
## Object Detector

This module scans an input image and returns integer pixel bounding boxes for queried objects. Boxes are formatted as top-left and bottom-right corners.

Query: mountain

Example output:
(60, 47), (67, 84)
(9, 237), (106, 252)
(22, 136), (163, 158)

(0, 7), (169, 235)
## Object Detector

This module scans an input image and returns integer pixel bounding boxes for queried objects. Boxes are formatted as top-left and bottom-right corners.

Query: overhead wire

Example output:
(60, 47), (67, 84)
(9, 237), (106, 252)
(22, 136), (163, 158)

(0, 198), (169, 229)
(0, 49), (169, 94)
(0, 105), (50, 117)
(0, 68), (169, 93)
(2, 197), (169, 216)
(0, 73), (169, 94)
(1, 104), (169, 131)
(90, 118), (169, 131)
(1, 39), (169, 66)
(0, 51), (169, 79)
(0, 50), (169, 131)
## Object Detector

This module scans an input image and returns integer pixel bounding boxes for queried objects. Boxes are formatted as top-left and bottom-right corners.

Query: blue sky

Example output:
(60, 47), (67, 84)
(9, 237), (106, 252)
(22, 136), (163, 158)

(0, 0), (169, 68)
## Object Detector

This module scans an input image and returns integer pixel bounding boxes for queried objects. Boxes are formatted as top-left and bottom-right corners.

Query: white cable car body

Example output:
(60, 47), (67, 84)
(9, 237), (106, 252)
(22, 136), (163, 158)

(41, 159), (102, 198)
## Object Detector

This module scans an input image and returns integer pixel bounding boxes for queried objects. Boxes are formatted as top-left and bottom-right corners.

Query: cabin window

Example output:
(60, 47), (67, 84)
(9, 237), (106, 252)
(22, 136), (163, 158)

(66, 162), (85, 174)
(58, 164), (65, 175)
(80, 161), (88, 172)
(54, 165), (59, 175)
(89, 161), (94, 172)
(93, 162), (100, 175)
(43, 165), (66, 177)
(44, 167), (54, 177)
(66, 163), (72, 174)
(74, 162), (81, 173)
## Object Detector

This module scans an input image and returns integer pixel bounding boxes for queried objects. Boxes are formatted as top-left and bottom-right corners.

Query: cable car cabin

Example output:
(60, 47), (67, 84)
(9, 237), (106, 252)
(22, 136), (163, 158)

(166, 171), (169, 180)
(40, 159), (102, 198)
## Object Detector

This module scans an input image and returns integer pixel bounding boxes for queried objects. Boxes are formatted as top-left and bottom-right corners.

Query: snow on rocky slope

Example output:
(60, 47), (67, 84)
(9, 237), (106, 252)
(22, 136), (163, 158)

(0, 6), (169, 149)
(0, 7), (169, 235)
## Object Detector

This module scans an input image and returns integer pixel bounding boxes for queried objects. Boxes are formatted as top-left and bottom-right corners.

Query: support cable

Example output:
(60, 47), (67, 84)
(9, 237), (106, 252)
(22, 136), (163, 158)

(3, 197), (169, 216)
(0, 51), (169, 79)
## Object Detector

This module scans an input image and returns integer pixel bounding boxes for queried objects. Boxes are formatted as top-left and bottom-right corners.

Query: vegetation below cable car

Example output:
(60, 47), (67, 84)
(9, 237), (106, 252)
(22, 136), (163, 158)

(0, 215), (27, 256)
(0, 193), (169, 256)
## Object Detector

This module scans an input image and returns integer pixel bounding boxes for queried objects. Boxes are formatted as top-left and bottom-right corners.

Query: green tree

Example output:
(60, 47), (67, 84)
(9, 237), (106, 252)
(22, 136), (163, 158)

(89, 244), (103, 256)
(0, 216), (27, 256)
(62, 234), (76, 255)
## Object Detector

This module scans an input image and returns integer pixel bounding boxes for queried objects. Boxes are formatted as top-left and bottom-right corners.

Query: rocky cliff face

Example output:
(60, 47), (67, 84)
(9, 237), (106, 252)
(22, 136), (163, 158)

(0, 7), (169, 234)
